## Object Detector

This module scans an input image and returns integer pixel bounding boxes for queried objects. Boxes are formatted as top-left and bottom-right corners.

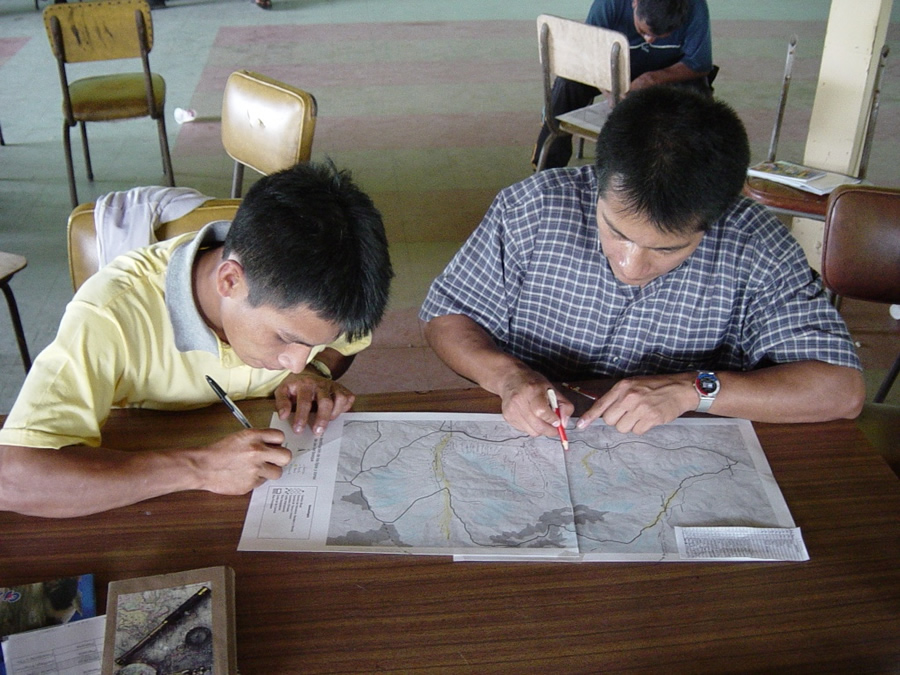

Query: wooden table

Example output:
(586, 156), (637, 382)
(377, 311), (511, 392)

(2, 388), (899, 673)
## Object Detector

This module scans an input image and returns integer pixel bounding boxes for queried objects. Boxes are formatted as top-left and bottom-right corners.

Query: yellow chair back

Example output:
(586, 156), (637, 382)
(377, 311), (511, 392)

(43, 0), (154, 63)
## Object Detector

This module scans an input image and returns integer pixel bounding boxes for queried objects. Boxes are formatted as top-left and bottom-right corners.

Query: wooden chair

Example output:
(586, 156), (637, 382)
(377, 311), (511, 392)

(67, 198), (241, 291)
(533, 14), (629, 173)
(43, 0), (175, 208)
(221, 70), (317, 198)
(0, 251), (32, 373)
(822, 184), (900, 404)
(743, 36), (890, 220)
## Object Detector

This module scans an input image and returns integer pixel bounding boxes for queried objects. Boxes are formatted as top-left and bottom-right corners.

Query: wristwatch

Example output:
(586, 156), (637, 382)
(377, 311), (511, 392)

(694, 371), (720, 413)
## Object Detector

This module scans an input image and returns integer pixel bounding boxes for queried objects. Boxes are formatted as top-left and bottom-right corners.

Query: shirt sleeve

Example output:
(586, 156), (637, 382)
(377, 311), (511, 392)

(585, 0), (619, 27)
(0, 302), (125, 449)
(740, 230), (861, 371)
(678, 0), (713, 73)
(419, 190), (515, 345)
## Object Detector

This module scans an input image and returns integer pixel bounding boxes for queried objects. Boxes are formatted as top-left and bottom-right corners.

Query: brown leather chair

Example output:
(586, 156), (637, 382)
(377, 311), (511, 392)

(221, 70), (317, 198)
(743, 37), (890, 220)
(43, 0), (176, 208)
(822, 184), (900, 476)
(67, 198), (241, 291)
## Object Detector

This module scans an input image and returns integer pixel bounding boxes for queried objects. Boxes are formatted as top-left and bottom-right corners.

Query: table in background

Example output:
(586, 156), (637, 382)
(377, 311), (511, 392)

(1, 387), (898, 673)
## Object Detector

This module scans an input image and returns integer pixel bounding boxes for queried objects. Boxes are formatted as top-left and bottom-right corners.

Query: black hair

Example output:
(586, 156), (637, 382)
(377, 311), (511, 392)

(594, 85), (750, 234)
(222, 161), (393, 341)
(635, 0), (690, 36)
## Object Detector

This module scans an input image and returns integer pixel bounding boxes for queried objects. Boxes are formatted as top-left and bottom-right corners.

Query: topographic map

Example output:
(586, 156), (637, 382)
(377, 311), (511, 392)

(239, 413), (797, 561)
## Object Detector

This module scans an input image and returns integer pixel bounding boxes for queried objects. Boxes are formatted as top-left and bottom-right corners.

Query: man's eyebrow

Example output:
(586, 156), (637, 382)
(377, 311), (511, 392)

(280, 332), (317, 347)
(603, 210), (694, 252)
(280, 329), (342, 347)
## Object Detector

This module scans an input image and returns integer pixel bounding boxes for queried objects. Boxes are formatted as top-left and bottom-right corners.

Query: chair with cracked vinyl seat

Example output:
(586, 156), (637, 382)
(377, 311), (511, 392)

(743, 36), (890, 220)
(43, 0), (175, 208)
(67, 198), (242, 291)
(0, 251), (32, 373)
(821, 184), (900, 477)
(533, 14), (629, 172)
(221, 69), (317, 198)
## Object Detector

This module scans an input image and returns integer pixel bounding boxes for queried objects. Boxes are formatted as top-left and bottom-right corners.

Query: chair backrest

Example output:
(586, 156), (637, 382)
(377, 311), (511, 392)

(821, 184), (900, 304)
(537, 14), (630, 103)
(221, 70), (317, 182)
(67, 198), (242, 291)
(43, 0), (153, 64)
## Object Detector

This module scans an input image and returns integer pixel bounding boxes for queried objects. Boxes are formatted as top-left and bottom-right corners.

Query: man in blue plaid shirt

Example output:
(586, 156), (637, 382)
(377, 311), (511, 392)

(420, 86), (864, 437)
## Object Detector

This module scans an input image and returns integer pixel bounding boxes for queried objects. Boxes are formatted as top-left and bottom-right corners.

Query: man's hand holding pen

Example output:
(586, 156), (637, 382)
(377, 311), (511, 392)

(493, 367), (575, 440)
(183, 427), (292, 495)
(203, 375), (293, 494)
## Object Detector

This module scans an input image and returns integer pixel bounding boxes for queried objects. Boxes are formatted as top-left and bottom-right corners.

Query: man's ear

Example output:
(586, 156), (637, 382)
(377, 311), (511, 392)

(215, 258), (247, 299)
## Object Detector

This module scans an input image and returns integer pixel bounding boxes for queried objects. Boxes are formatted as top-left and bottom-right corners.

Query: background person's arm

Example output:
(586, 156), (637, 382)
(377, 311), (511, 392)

(630, 61), (709, 89)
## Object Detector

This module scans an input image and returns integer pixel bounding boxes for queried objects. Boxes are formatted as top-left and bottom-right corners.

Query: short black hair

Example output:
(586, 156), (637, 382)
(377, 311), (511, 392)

(223, 161), (393, 341)
(594, 86), (750, 234)
(636, 0), (690, 36)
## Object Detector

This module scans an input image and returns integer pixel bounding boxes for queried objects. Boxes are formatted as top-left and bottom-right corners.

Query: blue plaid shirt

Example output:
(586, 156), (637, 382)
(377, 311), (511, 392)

(420, 166), (861, 381)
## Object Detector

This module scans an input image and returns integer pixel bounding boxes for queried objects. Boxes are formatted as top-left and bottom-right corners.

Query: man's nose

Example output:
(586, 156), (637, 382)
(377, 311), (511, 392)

(278, 344), (313, 373)
(618, 245), (651, 278)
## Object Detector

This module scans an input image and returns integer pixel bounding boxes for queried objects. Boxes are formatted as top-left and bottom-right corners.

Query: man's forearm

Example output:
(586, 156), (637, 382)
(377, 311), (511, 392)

(631, 62), (709, 89)
(702, 361), (866, 423)
(0, 444), (197, 518)
(0, 426), (291, 518)
(422, 314), (535, 397)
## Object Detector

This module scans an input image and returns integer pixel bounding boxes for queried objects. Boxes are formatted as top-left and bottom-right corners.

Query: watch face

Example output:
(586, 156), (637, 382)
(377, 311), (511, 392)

(697, 376), (719, 394)
(697, 373), (719, 395)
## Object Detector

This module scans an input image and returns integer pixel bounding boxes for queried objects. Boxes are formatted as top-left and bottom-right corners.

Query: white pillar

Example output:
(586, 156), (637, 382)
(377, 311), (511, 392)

(790, 0), (893, 270)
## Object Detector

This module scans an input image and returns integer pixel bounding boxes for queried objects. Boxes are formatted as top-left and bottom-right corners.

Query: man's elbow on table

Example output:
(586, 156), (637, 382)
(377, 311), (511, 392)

(833, 366), (867, 421)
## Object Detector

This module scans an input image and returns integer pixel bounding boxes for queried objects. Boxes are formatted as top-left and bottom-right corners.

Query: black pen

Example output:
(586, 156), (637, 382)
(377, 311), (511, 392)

(206, 375), (253, 429)
(116, 586), (211, 665)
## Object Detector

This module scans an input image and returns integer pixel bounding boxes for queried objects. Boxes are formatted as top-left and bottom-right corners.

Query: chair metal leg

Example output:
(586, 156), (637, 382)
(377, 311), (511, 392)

(63, 123), (79, 208)
(0, 119), (5, 146)
(1, 281), (32, 373)
(873, 352), (900, 404)
(231, 161), (245, 199)
(156, 116), (175, 186)
(534, 133), (557, 173)
(575, 137), (584, 160)
(79, 121), (94, 181)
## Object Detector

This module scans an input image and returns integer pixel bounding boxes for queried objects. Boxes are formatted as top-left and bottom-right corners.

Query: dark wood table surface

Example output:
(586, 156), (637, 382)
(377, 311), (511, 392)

(2, 387), (898, 673)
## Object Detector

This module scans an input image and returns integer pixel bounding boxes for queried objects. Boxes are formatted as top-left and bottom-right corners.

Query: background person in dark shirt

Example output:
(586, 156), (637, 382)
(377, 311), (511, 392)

(532, 0), (714, 170)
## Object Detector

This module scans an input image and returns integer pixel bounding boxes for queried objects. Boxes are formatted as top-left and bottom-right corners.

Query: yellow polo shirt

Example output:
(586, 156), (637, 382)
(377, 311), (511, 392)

(0, 222), (370, 449)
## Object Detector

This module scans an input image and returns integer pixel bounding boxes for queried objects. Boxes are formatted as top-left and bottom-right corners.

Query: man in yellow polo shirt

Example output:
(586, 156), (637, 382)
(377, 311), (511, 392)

(0, 162), (393, 518)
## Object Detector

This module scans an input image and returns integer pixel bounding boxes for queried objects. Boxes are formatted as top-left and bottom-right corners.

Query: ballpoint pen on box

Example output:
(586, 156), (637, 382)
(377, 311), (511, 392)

(546, 388), (569, 451)
(205, 375), (253, 429)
